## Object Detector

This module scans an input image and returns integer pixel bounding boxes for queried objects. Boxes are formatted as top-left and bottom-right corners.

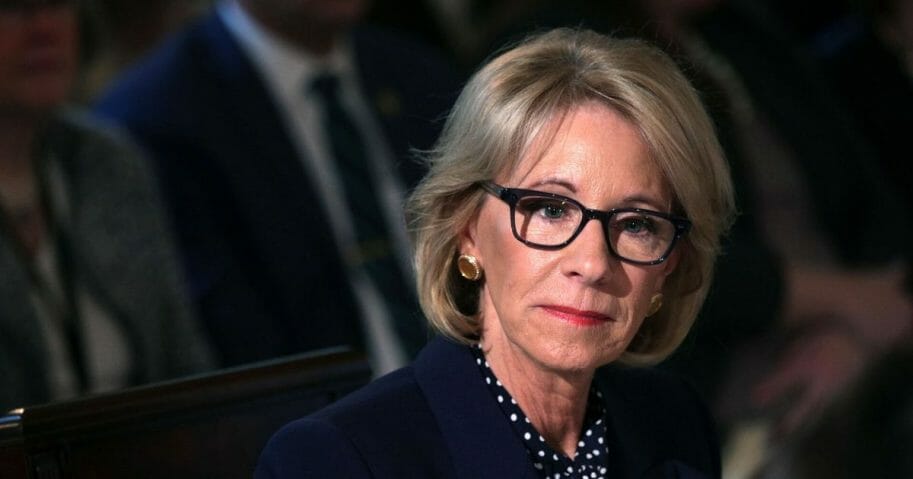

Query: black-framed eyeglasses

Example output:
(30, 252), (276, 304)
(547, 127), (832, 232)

(481, 181), (691, 265)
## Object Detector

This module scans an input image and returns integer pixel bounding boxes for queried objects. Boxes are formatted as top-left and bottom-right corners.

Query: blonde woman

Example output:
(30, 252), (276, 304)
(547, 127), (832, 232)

(257, 28), (734, 479)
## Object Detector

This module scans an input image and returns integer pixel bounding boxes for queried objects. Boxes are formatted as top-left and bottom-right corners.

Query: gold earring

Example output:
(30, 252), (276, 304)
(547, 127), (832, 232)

(647, 293), (664, 317)
(457, 254), (482, 281)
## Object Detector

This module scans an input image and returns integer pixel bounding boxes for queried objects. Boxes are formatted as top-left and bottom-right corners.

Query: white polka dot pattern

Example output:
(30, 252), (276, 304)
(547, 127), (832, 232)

(471, 345), (610, 479)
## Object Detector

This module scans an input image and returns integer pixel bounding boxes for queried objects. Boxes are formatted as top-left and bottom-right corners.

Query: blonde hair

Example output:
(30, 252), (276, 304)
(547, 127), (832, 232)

(406, 28), (735, 366)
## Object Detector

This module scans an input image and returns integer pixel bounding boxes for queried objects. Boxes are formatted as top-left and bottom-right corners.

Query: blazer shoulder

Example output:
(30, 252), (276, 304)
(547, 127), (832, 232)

(259, 366), (455, 478)
(312, 366), (423, 425)
(312, 366), (447, 450)
(255, 417), (372, 479)
(94, 13), (226, 128)
(44, 110), (161, 203)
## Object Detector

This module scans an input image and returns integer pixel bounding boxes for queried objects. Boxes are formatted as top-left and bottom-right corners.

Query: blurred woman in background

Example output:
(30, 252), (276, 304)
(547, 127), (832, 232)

(0, 0), (212, 411)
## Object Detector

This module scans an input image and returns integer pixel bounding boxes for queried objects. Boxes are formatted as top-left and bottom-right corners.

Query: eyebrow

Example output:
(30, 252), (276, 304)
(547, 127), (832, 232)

(526, 177), (577, 193)
(616, 195), (671, 212)
(523, 180), (670, 212)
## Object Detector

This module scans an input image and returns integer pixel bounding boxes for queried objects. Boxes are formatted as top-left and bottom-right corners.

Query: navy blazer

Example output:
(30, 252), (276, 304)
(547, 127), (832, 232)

(255, 337), (720, 478)
(94, 11), (460, 366)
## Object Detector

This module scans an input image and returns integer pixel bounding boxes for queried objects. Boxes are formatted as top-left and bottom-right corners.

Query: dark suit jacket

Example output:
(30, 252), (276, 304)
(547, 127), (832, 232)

(255, 337), (720, 478)
(94, 11), (460, 366)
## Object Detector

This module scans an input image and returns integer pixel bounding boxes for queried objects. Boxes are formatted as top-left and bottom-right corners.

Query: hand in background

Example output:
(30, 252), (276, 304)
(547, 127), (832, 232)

(751, 326), (870, 436)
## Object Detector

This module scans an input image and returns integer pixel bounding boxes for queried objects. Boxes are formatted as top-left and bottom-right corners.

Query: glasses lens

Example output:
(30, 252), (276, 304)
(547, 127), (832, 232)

(607, 211), (677, 262)
(512, 195), (583, 246)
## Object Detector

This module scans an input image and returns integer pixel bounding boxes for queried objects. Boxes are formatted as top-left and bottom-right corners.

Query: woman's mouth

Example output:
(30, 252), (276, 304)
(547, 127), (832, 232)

(541, 305), (614, 326)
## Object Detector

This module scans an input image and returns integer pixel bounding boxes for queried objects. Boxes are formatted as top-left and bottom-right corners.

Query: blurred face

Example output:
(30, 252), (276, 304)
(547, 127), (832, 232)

(0, 2), (78, 116)
(461, 102), (679, 375)
(242, 0), (368, 33)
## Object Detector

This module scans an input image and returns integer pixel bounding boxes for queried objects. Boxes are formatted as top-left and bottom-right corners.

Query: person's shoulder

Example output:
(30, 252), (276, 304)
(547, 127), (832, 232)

(93, 11), (224, 125)
(255, 415), (371, 478)
(272, 365), (424, 441)
(48, 109), (147, 169)
(270, 368), (419, 438)
(117, 11), (220, 80)
(257, 365), (451, 478)
(312, 365), (423, 425)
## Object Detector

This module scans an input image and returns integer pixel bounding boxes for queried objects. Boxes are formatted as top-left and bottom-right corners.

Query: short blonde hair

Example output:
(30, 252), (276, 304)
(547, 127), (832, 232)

(406, 28), (735, 366)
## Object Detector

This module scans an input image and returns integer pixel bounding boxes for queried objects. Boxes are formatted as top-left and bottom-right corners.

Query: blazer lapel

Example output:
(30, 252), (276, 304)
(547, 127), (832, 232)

(413, 338), (539, 479)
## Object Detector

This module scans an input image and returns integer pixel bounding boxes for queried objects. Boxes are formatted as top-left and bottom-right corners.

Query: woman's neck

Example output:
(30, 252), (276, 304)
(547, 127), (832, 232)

(481, 339), (594, 458)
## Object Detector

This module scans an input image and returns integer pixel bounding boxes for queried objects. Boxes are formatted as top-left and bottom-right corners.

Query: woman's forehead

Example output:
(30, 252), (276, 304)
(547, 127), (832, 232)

(500, 102), (648, 178)
(495, 102), (672, 208)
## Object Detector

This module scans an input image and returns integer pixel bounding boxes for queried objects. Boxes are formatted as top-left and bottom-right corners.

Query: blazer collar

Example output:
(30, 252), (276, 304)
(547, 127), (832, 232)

(413, 337), (539, 479)
(412, 338), (715, 479)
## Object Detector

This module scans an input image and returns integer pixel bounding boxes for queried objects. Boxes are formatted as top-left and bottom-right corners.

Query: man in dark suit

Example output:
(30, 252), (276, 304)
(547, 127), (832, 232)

(94, 0), (460, 371)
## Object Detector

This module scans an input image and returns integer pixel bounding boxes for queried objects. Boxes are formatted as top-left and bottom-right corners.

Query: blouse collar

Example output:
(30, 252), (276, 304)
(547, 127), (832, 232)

(470, 345), (610, 479)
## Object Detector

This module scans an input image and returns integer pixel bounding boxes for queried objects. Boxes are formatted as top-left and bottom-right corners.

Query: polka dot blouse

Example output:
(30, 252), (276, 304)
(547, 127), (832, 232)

(471, 345), (610, 479)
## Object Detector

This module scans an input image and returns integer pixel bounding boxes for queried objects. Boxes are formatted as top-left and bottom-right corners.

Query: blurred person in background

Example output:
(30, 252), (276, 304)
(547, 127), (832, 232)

(635, 0), (913, 473)
(94, 0), (461, 373)
(813, 0), (913, 233)
(0, 0), (213, 412)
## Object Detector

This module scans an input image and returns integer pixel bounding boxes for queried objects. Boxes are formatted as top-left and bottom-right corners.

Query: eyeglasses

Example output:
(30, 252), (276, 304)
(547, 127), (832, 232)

(481, 181), (691, 265)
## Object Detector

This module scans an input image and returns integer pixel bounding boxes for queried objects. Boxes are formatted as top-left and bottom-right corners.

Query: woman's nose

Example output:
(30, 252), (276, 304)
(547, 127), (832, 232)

(559, 219), (615, 284)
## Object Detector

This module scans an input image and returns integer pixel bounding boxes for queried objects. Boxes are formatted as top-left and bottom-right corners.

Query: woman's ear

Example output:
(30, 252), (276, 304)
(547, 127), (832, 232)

(660, 247), (682, 278)
(458, 214), (481, 259)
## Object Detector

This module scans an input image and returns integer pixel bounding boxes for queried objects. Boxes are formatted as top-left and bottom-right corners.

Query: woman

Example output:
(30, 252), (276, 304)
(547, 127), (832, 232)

(256, 28), (734, 478)
(0, 0), (212, 410)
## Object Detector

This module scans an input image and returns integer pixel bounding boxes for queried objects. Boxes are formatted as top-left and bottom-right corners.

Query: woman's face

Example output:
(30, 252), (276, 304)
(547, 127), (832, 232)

(0, 3), (78, 116)
(462, 101), (679, 374)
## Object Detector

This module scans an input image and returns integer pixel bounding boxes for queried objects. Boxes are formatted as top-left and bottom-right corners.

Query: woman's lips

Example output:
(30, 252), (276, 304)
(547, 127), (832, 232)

(541, 305), (613, 326)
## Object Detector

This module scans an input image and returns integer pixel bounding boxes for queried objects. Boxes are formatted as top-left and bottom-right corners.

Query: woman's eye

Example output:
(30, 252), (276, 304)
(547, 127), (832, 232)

(539, 202), (566, 219)
(518, 198), (569, 219)
(618, 216), (654, 234)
